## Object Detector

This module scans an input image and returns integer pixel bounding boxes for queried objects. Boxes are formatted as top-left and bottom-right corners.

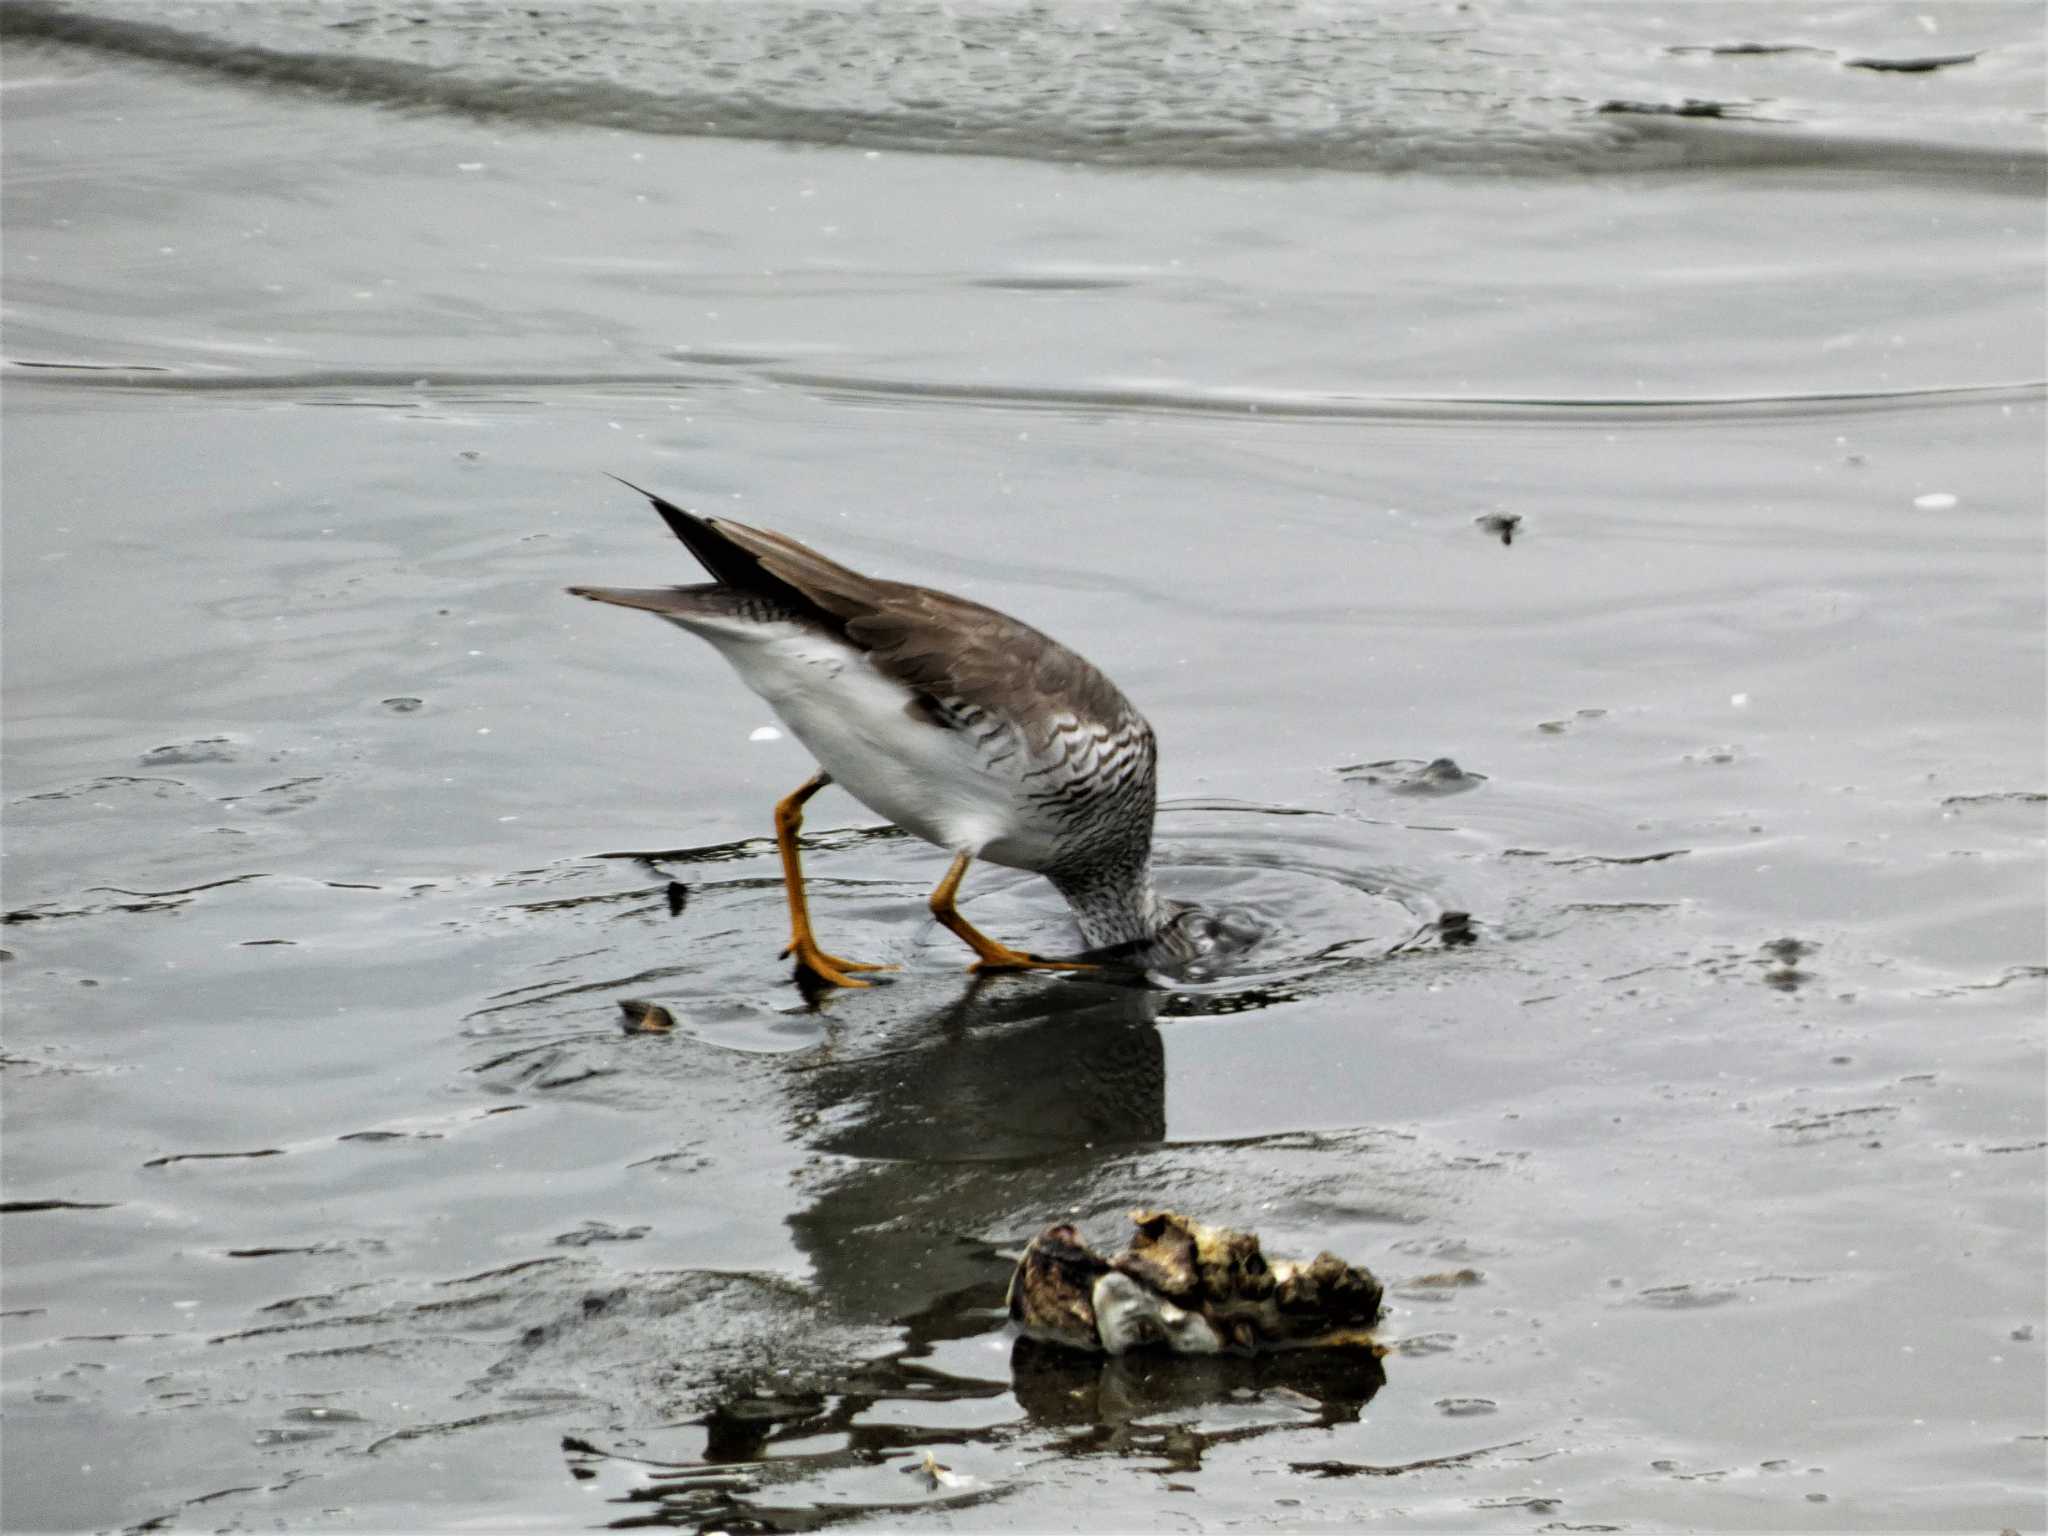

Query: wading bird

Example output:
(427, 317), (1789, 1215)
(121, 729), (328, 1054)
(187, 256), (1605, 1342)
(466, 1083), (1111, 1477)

(570, 482), (1194, 988)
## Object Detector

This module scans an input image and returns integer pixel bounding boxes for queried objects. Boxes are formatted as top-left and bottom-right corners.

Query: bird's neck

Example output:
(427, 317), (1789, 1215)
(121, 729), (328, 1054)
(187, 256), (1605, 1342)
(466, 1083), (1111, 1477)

(1050, 860), (1169, 952)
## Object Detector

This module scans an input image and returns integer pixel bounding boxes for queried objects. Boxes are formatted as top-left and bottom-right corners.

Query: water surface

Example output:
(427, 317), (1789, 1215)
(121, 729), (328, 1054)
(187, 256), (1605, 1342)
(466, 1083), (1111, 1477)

(3, 4), (2043, 1531)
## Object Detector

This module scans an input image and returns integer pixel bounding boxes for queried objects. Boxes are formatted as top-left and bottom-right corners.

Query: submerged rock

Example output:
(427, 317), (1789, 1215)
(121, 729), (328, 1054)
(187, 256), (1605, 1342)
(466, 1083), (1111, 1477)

(1008, 1210), (1383, 1356)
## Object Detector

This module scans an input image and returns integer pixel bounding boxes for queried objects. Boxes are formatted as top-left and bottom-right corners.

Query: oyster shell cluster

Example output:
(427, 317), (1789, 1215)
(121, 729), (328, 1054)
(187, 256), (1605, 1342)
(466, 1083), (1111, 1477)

(1007, 1210), (1383, 1356)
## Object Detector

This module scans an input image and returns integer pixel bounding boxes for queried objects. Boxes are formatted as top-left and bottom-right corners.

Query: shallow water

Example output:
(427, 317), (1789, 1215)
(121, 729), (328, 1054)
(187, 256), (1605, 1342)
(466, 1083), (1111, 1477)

(3, 4), (2045, 1532)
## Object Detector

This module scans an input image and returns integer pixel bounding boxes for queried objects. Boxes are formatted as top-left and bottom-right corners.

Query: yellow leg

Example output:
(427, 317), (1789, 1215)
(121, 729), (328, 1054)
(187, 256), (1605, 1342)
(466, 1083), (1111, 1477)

(773, 772), (896, 988)
(929, 851), (1098, 974)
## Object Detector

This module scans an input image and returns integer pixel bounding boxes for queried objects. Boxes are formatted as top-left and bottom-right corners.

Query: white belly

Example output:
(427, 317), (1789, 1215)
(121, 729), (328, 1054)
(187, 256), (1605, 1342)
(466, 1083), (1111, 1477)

(702, 624), (1059, 868)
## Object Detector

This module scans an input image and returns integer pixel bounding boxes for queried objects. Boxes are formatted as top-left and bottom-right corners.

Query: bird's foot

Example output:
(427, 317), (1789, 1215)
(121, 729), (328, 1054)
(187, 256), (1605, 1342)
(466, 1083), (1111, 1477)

(782, 937), (897, 988)
(967, 949), (1099, 975)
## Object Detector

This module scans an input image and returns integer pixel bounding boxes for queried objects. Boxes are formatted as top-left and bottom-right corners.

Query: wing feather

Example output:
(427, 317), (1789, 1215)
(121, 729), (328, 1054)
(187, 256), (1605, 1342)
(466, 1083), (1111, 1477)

(615, 483), (1144, 745)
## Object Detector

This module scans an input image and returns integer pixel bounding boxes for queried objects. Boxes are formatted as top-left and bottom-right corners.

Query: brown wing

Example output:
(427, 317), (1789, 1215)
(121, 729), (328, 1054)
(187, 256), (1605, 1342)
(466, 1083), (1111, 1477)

(708, 517), (1146, 749)
(608, 481), (1145, 744)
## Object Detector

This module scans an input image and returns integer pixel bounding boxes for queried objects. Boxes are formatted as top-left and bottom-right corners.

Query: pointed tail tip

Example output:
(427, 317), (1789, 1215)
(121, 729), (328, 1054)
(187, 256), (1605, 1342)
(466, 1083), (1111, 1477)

(606, 473), (707, 540)
(566, 584), (641, 605)
(565, 585), (696, 615)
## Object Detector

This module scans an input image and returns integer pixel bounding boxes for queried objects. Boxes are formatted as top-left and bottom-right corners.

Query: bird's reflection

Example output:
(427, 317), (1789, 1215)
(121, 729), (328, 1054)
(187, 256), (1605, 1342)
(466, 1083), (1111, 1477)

(793, 973), (1166, 1162)
(781, 972), (1164, 1319)
(780, 969), (1387, 1427)
(568, 970), (1392, 1526)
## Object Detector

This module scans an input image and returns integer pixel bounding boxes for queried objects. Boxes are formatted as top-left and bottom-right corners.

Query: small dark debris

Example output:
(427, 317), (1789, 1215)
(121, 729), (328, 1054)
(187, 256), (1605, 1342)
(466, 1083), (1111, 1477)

(1845, 52), (1978, 73)
(240, 939), (297, 947)
(381, 697), (425, 714)
(1474, 511), (1521, 545)
(617, 998), (675, 1034)
(2, 1199), (118, 1213)
(1385, 912), (1478, 957)
(665, 881), (688, 917)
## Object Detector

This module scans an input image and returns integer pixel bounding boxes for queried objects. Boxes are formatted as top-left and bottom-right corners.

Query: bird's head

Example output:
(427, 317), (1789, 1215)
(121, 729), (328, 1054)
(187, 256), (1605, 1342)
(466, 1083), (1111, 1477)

(1134, 900), (1265, 978)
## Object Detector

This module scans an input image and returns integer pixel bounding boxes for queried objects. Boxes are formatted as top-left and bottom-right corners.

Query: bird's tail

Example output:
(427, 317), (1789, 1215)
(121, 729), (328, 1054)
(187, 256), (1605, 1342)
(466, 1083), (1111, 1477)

(565, 583), (770, 637)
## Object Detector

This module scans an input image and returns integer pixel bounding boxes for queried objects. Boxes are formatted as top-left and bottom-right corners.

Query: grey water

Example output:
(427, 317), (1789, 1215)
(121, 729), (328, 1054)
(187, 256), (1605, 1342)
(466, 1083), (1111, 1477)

(2, 2), (2043, 1530)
